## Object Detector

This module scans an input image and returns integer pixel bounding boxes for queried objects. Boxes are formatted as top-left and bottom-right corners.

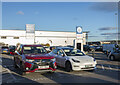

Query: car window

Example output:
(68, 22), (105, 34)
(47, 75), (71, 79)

(2, 47), (8, 49)
(23, 46), (47, 54)
(63, 49), (85, 56)
(52, 49), (59, 54)
(71, 50), (84, 56)
(57, 50), (64, 56)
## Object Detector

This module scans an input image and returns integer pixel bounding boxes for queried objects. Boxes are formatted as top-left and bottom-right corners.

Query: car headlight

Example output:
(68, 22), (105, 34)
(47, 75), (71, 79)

(72, 59), (80, 63)
(26, 59), (34, 62)
(51, 58), (56, 62)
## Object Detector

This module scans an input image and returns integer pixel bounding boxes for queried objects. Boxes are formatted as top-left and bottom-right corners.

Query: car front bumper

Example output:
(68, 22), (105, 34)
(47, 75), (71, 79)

(23, 61), (57, 72)
(71, 62), (97, 71)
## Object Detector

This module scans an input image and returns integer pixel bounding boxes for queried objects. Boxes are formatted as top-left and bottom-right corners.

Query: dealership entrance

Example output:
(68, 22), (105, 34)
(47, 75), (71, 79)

(77, 43), (81, 50)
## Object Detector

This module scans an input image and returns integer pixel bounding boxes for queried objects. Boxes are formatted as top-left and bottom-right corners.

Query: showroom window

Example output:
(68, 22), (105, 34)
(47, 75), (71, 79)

(1, 36), (7, 39)
(14, 37), (19, 39)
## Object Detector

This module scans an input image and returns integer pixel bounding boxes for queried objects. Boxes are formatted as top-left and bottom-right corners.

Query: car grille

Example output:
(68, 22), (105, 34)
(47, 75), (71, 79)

(81, 67), (94, 69)
(34, 59), (51, 66)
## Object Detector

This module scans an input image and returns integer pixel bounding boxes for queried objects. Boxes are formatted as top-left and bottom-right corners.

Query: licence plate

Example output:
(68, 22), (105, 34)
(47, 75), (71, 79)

(85, 64), (93, 67)
(38, 66), (49, 69)
(3, 51), (7, 52)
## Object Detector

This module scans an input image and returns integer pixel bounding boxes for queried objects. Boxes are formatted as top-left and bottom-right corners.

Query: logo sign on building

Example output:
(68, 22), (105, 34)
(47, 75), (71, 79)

(76, 26), (83, 39)
(26, 24), (35, 44)
(26, 24), (35, 33)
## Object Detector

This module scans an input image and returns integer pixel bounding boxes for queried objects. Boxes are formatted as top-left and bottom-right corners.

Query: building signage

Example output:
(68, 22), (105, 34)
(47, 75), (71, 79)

(26, 24), (35, 44)
(26, 24), (35, 33)
(76, 26), (83, 39)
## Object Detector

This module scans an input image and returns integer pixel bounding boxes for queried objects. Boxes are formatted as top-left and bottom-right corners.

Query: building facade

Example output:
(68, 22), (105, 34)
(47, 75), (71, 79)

(0, 29), (87, 48)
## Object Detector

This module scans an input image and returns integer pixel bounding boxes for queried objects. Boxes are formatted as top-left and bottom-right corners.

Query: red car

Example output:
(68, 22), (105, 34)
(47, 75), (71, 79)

(14, 44), (56, 75)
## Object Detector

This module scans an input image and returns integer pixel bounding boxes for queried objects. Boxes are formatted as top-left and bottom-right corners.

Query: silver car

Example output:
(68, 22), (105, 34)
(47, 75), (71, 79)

(108, 50), (120, 61)
(49, 47), (97, 72)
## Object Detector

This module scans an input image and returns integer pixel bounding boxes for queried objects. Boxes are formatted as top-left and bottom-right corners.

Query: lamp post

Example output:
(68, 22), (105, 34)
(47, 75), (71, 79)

(115, 13), (118, 45)
(86, 31), (90, 45)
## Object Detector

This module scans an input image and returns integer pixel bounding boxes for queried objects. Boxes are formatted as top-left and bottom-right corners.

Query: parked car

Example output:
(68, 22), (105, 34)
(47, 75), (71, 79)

(83, 45), (91, 52)
(14, 44), (56, 75)
(2, 46), (9, 54)
(9, 45), (16, 55)
(49, 47), (97, 72)
(43, 46), (51, 53)
(108, 50), (120, 61)
(102, 44), (116, 54)
(89, 45), (103, 51)
(94, 46), (103, 51)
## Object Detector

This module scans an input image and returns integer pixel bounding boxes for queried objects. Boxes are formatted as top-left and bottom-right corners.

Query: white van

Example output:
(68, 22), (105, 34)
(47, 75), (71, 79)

(102, 44), (116, 54)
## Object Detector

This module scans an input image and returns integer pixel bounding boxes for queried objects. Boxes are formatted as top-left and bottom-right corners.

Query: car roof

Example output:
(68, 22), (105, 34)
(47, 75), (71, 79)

(22, 44), (43, 47)
(56, 47), (73, 50)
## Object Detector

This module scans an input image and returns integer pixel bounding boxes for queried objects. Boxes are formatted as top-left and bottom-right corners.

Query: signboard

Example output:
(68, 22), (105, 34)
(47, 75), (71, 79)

(76, 26), (83, 39)
(26, 24), (35, 44)
(26, 24), (35, 33)
(76, 26), (82, 34)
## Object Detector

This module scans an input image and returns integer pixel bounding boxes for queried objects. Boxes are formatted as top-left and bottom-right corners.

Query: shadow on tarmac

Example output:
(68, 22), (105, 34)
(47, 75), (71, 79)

(1, 54), (120, 84)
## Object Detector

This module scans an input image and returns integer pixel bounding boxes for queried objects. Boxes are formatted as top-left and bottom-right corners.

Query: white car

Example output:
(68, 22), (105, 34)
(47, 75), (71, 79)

(49, 47), (97, 72)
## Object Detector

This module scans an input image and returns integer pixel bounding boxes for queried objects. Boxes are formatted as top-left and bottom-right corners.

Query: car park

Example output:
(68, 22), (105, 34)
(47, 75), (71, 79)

(14, 44), (57, 75)
(2, 46), (9, 54)
(108, 50), (120, 61)
(49, 47), (97, 72)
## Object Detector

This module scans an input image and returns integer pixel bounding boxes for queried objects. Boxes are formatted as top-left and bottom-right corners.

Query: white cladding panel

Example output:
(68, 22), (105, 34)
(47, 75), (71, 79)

(0, 30), (86, 46)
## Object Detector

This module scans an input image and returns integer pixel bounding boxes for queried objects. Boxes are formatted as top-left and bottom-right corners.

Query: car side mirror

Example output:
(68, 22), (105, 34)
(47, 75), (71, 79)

(60, 54), (65, 57)
(19, 51), (22, 55)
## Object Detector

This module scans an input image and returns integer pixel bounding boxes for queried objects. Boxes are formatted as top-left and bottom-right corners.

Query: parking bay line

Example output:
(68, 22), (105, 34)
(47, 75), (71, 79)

(108, 65), (112, 71)
(101, 64), (105, 70)
(6, 68), (17, 81)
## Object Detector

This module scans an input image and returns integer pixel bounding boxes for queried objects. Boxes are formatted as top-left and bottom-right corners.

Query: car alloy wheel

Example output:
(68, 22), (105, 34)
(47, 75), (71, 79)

(65, 62), (72, 72)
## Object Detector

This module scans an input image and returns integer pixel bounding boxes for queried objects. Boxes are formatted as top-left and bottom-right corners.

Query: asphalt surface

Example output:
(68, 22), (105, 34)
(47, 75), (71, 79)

(1, 51), (120, 84)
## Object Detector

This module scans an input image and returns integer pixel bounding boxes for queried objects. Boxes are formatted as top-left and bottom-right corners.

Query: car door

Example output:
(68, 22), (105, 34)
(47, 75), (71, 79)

(16, 46), (23, 67)
(114, 50), (120, 60)
(57, 50), (66, 67)
(50, 49), (61, 66)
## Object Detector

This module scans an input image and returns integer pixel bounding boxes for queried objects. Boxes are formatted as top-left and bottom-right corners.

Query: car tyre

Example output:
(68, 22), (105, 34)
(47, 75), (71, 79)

(65, 62), (72, 72)
(20, 63), (26, 76)
(109, 55), (115, 61)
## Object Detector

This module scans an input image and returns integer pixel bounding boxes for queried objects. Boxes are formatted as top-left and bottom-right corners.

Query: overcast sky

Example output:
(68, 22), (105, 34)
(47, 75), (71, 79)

(2, 2), (119, 42)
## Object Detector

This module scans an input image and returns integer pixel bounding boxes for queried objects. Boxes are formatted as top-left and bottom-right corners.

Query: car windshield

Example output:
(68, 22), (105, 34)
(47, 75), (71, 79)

(9, 46), (16, 49)
(2, 47), (8, 49)
(23, 46), (47, 54)
(63, 49), (85, 56)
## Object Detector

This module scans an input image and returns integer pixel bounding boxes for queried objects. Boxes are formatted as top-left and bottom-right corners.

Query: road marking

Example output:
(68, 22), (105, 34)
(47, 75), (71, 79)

(101, 64), (105, 70)
(116, 67), (119, 70)
(6, 68), (17, 81)
(108, 65), (112, 70)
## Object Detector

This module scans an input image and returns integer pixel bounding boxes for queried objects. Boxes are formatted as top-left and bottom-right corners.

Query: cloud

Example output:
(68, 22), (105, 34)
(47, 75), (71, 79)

(16, 11), (24, 15)
(2, 27), (25, 30)
(72, 17), (79, 21)
(101, 32), (120, 35)
(88, 35), (98, 37)
(99, 27), (116, 30)
(35, 11), (39, 15)
(90, 2), (118, 12)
